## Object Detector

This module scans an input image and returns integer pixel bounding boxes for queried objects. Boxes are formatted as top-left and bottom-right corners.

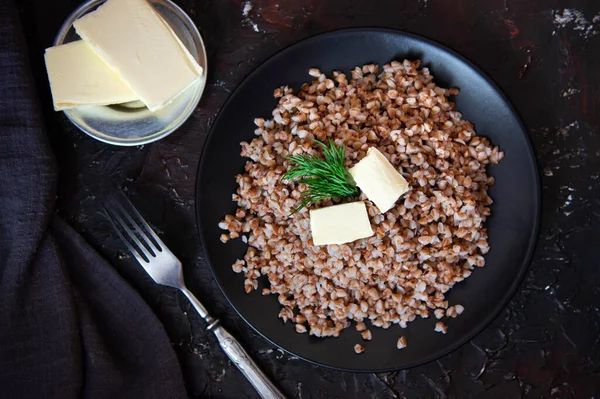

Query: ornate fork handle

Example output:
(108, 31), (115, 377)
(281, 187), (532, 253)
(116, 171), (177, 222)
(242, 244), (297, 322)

(211, 324), (286, 399)
(180, 287), (285, 398)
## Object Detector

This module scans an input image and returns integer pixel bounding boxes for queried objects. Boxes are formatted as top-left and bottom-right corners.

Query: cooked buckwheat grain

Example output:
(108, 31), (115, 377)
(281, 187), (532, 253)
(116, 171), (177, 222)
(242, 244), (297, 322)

(361, 330), (372, 341)
(397, 336), (408, 349)
(435, 322), (448, 334)
(354, 344), (365, 354)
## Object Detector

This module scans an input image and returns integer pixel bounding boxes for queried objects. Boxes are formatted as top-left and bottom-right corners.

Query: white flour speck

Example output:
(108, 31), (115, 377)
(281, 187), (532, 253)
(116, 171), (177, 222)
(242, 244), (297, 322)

(242, 2), (253, 17)
(553, 9), (600, 39)
(558, 121), (579, 136)
(554, 9), (576, 28)
(560, 187), (575, 215)
(241, 1), (261, 32)
(564, 194), (573, 206)
(561, 87), (580, 98)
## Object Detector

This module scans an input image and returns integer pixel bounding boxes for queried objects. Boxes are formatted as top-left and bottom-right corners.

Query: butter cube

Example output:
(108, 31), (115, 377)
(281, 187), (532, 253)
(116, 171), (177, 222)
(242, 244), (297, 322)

(73, 0), (203, 112)
(349, 147), (410, 213)
(309, 202), (374, 246)
(44, 41), (139, 111)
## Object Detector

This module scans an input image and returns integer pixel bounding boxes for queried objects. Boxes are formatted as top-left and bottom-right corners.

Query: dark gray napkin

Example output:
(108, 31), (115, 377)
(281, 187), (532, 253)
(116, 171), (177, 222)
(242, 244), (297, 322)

(0, 1), (188, 397)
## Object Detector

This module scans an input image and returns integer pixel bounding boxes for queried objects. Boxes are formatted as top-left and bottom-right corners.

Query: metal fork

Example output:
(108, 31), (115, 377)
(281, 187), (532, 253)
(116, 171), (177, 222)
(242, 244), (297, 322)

(104, 196), (285, 399)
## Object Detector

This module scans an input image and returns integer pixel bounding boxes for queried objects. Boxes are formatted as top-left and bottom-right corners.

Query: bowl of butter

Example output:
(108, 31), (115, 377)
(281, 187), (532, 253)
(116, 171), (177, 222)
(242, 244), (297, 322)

(46, 0), (207, 145)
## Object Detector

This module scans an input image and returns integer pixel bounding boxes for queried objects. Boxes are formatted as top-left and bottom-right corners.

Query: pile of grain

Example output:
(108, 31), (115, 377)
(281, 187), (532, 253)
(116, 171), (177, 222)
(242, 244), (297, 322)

(219, 60), (503, 342)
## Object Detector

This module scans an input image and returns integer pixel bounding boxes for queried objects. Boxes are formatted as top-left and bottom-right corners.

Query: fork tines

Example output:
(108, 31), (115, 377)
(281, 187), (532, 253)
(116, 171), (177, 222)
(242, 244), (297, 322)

(103, 195), (163, 264)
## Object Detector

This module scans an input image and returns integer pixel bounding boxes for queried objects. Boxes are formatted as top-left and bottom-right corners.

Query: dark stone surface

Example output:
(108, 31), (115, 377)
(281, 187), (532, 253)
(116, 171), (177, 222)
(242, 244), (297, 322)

(17, 0), (600, 397)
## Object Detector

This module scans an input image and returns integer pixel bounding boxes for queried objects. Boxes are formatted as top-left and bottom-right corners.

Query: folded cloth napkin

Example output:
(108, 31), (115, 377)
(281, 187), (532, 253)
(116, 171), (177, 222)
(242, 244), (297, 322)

(0, 2), (188, 398)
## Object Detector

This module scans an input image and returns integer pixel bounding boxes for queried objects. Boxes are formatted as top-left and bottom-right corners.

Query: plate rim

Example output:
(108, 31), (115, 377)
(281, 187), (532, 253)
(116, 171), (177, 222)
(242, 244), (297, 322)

(195, 27), (541, 372)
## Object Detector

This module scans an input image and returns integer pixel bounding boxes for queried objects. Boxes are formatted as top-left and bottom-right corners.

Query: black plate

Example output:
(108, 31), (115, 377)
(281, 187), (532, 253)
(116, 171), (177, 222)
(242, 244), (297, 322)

(196, 28), (540, 372)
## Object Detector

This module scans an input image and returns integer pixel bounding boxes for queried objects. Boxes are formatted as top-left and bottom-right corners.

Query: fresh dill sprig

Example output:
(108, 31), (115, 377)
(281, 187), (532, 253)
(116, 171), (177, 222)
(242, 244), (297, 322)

(282, 139), (359, 214)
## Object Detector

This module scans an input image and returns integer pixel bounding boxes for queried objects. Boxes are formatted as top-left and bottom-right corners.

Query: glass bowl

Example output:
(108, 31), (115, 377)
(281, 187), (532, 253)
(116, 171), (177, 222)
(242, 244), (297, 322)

(53, 0), (208, 146)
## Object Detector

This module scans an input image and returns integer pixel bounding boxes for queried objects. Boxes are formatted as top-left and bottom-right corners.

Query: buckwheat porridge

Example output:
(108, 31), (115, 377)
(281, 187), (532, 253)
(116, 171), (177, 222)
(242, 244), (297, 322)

(219, 60), (503, 351)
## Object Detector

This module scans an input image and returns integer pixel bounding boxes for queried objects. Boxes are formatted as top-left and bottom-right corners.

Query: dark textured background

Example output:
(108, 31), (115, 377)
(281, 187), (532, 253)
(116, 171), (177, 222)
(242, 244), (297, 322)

(16, 0), (600, 397)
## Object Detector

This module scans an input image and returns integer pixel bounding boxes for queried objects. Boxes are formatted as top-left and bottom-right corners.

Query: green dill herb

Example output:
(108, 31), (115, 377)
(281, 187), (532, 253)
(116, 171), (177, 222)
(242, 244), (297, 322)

(282, 139), (359, 214)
